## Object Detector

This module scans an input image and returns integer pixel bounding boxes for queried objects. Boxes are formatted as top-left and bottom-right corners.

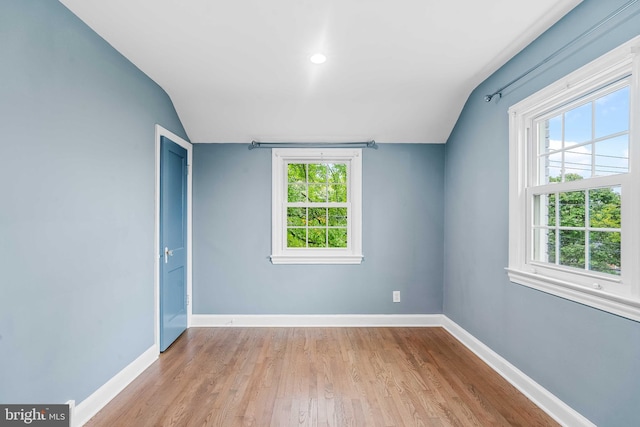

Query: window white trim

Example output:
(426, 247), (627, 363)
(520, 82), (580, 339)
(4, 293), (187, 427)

(508, 36), (640, 322)
(271, 148), (363, 265)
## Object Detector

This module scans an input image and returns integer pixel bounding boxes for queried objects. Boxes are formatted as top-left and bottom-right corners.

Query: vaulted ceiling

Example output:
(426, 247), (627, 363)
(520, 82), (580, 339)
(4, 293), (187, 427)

(60, 0), (582, 143)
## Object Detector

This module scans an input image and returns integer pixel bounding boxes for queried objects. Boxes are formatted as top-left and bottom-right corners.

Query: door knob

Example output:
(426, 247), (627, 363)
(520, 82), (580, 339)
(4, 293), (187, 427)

(164, 247), (174, 264)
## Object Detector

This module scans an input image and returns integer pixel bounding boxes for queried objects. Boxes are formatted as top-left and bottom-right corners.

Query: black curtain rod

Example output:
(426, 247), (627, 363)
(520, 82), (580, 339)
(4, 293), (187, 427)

(485, 0), (639, 103)
(248, 140), (377, 150)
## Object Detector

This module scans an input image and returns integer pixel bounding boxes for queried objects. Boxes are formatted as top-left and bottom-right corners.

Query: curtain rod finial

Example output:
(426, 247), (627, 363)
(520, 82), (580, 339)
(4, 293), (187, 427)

(484, 93), (502, 102)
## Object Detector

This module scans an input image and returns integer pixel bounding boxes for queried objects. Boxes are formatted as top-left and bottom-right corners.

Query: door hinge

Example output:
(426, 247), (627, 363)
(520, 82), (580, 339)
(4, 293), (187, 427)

(187, 294), (191, 306)
(186, 164), (190, 176)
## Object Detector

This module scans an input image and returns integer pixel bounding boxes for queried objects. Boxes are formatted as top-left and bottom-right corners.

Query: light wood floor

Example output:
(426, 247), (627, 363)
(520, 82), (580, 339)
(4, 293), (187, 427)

(86, 327), (558, 426)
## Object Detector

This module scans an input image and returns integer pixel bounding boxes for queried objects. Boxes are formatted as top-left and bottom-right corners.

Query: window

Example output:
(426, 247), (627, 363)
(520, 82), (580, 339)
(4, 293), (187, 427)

(508, 36), (640, 322)
(271, 148), (363, 264)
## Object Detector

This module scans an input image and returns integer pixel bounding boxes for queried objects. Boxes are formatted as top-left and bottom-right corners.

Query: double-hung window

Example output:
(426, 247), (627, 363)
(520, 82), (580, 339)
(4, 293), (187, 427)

(271, 148), (363, 264)
(508, 36), (640, 321)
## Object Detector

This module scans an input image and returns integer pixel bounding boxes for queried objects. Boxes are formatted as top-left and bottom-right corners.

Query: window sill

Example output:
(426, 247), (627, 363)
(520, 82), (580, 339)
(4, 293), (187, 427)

(271, 254), (364, 265)
(506, 267), (640, 323)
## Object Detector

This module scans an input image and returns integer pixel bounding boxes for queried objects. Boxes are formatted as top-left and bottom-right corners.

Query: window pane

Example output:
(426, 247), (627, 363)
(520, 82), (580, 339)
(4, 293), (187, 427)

(288, 183), (306, 202)
(559, 230), (585, 269)
(594, 135), (629, 176)
(328, 163), (347, 183)
(548, 115), (562, 146)
(288, 163), (306, 183)
(538, 119), (562, 184)
(287, 208), (306, 226)
(548, 193), (556, 226)
(328, 208), (347, 226)
(547, 152), (562, 183)
(308, 228), (326, 247)
(533, 227), (555, 263)
(589, 187), (621, 228)
(308, 208), (327, 226)
(559, 191), (585, 227)
(564, 102), (591, 146)
(328, 228), (347, 248)
(548, 227), (557, 264)
(308, 184), (327, 202)
(538, 154), (549, 184)
(307, 164), (327, 183)
(287, 228), (306, 247)
(564, 144), (592, 179)
(595, 86), (629, 138)
(589, 231), (621, 275)
(539, 118), (562, 156)
(533, 194), (554, 227)
(539, 151), (562, 184)
(328, 184), (347, 202)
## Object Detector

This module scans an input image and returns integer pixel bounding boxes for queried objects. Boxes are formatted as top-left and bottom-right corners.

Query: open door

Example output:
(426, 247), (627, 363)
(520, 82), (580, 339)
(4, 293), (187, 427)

(159, 135), (188, 352)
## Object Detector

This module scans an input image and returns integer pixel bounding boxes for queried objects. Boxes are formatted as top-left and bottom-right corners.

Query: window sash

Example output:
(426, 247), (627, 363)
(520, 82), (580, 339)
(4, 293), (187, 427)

(526, 156), (627, 286)
(284, 204), (352, 249)
(530, 80), (631, 186)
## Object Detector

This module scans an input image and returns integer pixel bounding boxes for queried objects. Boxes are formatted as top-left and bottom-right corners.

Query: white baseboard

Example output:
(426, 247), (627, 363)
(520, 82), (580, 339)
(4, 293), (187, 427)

(73, 345), (158, 427)
(441, 317), (595, 427)
(190, 313), (445, 327)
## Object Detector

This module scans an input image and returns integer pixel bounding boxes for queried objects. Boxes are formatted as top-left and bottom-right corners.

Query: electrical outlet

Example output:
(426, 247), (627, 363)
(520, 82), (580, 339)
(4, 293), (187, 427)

(393, 291), (401, 303)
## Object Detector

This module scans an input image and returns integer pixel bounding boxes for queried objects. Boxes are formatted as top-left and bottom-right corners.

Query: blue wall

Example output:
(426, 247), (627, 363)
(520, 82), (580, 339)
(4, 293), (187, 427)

(4, 0), (638, 424)
(0, 0), (187, 404)
(193, 143), (444, 315)
(444, 0), (640, 425)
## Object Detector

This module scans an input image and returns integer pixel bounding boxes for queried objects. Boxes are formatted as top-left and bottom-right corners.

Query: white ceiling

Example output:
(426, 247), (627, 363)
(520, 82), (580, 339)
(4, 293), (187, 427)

(60, 0), (582, 143)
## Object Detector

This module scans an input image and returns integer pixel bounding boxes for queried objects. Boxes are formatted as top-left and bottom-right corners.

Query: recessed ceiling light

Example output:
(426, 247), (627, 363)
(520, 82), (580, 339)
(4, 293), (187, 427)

(310, 53), (327, 64)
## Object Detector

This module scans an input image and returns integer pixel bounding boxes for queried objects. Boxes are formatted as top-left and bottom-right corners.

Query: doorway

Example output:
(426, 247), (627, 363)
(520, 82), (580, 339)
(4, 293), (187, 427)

(155, 125), (192, 352)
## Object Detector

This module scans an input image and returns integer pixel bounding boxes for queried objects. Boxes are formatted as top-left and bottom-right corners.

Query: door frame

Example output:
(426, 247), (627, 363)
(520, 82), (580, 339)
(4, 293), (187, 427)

(154, 124), (193, 353)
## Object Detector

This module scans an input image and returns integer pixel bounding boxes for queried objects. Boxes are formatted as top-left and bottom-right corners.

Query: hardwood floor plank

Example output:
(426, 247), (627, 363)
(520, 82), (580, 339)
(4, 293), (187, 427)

(86, 328), (559, 427)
